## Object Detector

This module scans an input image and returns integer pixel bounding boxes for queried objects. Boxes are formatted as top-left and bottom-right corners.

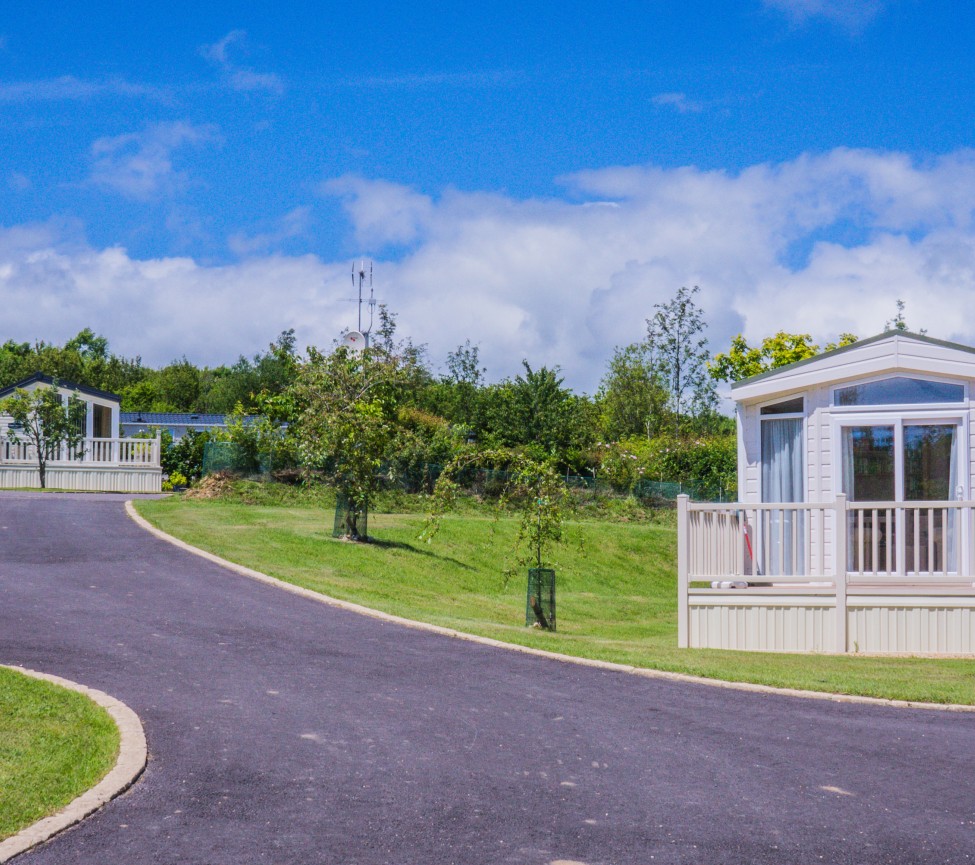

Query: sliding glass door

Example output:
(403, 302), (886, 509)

(841, 421), (960, 574)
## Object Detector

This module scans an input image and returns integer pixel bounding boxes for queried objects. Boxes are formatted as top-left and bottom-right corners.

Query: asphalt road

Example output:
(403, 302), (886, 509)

(1, 492), (973, 864)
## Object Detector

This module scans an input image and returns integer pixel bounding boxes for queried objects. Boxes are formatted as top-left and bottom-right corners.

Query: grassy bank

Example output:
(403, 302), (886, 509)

(0, 667), (120, 840)
(136, 495), (975, 705)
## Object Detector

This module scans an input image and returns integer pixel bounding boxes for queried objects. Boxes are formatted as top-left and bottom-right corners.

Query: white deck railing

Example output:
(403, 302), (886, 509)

(677, 494), (975, 651)
(680, 496), (975, 585)
(0, 435), (161, 467)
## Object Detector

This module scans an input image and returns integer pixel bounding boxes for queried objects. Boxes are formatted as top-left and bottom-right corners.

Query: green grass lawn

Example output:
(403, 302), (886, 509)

(0, 667), (120, 841)
(136, 495), (975, 706)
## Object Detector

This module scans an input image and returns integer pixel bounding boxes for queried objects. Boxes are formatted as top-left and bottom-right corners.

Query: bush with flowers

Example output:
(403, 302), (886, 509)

(590, 433), (736, 500)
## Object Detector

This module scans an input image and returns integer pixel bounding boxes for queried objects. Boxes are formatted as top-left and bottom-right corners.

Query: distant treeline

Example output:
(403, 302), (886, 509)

(0, 328), (296, 416)
(0, 288), (736, 493)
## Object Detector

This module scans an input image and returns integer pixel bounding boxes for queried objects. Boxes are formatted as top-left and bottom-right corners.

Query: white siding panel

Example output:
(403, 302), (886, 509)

(689, 596), (975, 654)
(0, 465), (162, 493)
(847, 601), (975, 654)
(688, 599), (835, 652)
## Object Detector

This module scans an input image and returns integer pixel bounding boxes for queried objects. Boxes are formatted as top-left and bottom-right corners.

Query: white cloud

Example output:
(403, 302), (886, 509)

(341, 70), (525, 90)
(200, 30), (245, 66)
(6, 149), (975, 392)
(0, 75), (167, 103)
(229, 207), (312, 256)
(762, 0), (886, 30)
(652, 92), (704, 113)
(0, 226), (342, 368)
(88, 121), (220, 201)
(199, 30), (284, 94)
(320, 176), (435, 247)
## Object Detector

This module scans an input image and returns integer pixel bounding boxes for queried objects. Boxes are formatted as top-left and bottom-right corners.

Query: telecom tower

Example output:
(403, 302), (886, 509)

(342, 260), (376, 352)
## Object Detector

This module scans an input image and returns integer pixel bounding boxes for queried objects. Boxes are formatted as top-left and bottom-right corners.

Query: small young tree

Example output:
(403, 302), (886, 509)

(1, 383), (87, 489)
(646, 285), (716, 435)
(421, 449), (572, 628)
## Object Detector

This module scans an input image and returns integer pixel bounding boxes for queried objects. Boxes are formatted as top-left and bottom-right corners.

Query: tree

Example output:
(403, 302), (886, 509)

(64, 327), (109, 359)
(884, 299), (925, 334)
(597, 342), (670, 440)
(421, 448), (572, 627)
(709, 331), (859, 383)
(445, 340), (485, 386)
(414, 341), (487, 436)
(484, 362), (589, 458)
(155, 359), (202, 411)
(161, 429), (213, 481)
(646, 285), (716, 434)
(293, 315), (421, 541)
(0, 382), (87, 489)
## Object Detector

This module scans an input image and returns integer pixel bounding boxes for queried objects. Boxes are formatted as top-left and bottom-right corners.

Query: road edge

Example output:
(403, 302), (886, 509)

(0, 667), (147, 863)
(125, 500), (975, 714)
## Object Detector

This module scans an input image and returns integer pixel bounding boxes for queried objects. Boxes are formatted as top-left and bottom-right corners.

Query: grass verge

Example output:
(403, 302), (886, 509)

(0, 667), (120, 840)
(135, 496), (975, 706)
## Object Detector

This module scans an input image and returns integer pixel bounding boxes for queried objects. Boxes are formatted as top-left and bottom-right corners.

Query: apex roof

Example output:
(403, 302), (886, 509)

(0, 372), (121, 403)
(731, 331), (975, 403)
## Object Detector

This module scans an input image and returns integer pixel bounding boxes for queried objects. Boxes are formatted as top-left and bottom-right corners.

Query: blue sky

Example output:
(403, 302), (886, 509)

(2, 0), (975, 391)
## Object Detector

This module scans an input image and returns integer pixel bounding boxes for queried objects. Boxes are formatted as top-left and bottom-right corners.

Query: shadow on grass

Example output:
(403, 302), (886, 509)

(364, 536), (475, 570)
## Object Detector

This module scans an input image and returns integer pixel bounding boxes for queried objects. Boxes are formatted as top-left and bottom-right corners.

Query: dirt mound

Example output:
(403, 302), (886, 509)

(183, 471), (236, 499)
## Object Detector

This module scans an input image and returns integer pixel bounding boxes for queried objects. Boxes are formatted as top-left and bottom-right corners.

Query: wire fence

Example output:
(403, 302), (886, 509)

(201, 441), (732, 504)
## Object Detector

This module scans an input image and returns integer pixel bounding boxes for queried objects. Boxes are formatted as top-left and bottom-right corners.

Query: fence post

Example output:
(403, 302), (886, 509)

(833, 494), (848, 653)
(677, 494), (690, 649)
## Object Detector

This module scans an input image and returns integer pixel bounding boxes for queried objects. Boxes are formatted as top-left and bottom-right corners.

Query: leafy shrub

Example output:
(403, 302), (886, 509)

(162, 470), (188, 492)
(163, 429), (215, 481)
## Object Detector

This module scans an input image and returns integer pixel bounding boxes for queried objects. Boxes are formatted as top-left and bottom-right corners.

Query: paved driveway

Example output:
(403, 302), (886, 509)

(1, 492), (973, 864)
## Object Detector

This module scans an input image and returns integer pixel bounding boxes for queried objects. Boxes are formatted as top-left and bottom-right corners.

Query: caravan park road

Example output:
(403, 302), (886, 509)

(1, 491), (973, 864)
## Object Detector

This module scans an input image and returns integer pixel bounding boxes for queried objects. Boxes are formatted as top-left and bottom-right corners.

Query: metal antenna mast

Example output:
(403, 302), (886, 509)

(352, 260), (376, 346)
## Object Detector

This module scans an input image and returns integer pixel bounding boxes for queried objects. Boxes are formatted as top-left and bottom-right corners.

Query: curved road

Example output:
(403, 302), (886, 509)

(1, 492), (973, 864)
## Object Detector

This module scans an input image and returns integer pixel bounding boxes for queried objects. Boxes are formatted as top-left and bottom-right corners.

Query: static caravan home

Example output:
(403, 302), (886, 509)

(0, 373), (162, 493)
(678, 331), (975, 655)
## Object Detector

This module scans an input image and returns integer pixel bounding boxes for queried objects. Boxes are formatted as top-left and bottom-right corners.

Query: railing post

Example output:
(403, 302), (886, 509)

(833, 494), (848, 653)
(677, 494), (690, 649)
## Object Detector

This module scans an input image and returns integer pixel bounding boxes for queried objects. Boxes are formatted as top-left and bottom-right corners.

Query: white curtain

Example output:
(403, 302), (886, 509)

(840, 427), (857, 571)
(761, 418), (804, 575)
(841, 428), (855, 499)
(947, 426), (959, 571)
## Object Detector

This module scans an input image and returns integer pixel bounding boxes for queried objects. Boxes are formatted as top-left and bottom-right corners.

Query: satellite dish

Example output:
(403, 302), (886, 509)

(342, 331), (366, 354)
